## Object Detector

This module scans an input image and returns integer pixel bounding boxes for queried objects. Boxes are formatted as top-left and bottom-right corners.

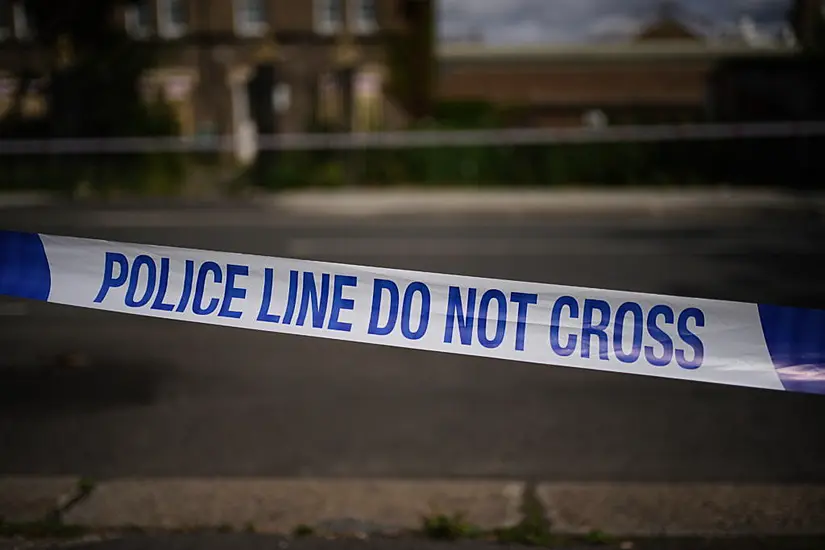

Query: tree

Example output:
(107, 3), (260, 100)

(1, 0), (177, 139)
(385, 0), (435, 123)
(788, 0), (825, 53)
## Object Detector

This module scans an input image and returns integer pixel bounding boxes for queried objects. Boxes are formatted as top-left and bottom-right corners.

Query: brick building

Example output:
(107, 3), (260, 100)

(437, 16), (799, 128)
(0, 0), (417, 150)
(0, 0), (819, 142)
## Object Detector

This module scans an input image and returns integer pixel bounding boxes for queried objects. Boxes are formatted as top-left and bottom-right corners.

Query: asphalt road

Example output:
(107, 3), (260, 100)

(1, 204), (824, 482)
(5, 534), (824, 550)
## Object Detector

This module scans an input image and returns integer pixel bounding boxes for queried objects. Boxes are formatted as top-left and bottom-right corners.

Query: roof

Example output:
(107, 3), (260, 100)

(437, 40), (800, 63)
(635, 18), (700, 41)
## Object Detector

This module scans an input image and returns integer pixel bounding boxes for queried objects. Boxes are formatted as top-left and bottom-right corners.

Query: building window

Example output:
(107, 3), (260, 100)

(158, 0), (186, 38)
(12, 1), (30, 40)
(0, 0), (11, 40)
(315, 0), (343, 35)
(351, 0), (376, 34)
(234, 0), (267, 36)
(354, 68), (382, 130)
(317, 72), (341, 122)
(125, 0), (152, 38)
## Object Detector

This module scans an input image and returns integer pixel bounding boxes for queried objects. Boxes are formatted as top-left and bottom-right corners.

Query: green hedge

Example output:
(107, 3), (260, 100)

(0, 152), (192, 195)
(249, 134), (825, 190)
(4, 135), (822, 194)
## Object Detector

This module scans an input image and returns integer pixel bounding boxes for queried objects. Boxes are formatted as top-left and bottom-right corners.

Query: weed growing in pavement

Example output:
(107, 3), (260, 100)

(77, 477), (96, 498)
(292, 524), (315, 537)
(493, 485), (555, 546)
(585, 529), (614, 545)
(420, 512), (482, 541)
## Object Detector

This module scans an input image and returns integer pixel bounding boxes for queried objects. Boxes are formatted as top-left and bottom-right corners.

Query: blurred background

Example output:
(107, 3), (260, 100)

(0, 0), (823, 193)
(1, 0), (825, 532)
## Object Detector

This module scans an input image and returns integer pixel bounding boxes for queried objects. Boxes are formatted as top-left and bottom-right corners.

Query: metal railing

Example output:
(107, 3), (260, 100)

(1, 121), (823, 192)
(1, 120), (824, 154)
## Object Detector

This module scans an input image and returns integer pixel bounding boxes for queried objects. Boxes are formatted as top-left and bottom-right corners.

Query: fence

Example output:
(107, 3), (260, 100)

(1, 121), (824, 193)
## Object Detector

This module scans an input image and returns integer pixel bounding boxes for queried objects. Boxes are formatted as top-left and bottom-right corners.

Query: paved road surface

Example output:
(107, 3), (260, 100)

(5, 533), (825, 550)
(1, 204), (824, 482)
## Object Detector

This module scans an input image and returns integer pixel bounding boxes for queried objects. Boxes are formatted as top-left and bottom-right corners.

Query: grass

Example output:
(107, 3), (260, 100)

(421, 512), (482, 541)
(292, 524), (315, 538)
(585, 529), (615, 545)
(76, 477), (96, 498)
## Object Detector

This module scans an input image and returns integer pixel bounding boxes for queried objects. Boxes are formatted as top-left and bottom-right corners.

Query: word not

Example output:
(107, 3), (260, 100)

(443, 287), (705, 369)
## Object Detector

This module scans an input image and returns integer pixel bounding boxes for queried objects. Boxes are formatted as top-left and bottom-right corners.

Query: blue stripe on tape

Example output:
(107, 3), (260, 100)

(0, 230), (51, 301)
(758, 304), (825, 394)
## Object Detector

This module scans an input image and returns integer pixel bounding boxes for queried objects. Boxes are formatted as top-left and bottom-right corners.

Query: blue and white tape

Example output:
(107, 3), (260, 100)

(1, 230), (824, 395)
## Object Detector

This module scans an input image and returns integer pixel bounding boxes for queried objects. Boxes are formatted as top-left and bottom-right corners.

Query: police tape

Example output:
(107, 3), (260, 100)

(1, 230), (824, 395)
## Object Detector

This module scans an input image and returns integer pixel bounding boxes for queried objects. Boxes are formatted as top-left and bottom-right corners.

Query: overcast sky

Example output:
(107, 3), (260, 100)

(438, 0), (793, 44)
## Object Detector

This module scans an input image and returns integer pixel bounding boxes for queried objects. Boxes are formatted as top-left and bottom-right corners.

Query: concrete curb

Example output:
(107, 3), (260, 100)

(3, 189), (825, 217)
(61, 479), (524, 534)
(264, 189), (825, 217)
(537, 483), (825, 537)
(0, 477), (78, 522)
(4, 478), (825, 537)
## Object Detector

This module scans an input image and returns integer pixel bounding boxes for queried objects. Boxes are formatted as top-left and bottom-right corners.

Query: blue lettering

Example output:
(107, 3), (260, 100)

(296, 272), (330, 328)
(645, 305), (674, 366)
(510, 292), (537, 352)
(400, 282), (430, 340)
(257, 268), (281, 324)
(175, 260), (195, 313)
(368, 279), (400, 336)
(193, 261), (222, 316)
(550, 296), (578, 356)
(582, 299), (610, 360)
(329, 274), (358, 332)
(282, 270), (299, 324)
(150, 257), (176, 312)
(124, 255), (157, 308)
(676, 307), (705, 370)
(444, 286), (476, 345)
(94, 252), (129, 303)
(218, 264), (248, 319)
(477, 289), (507, 349)
(613, 301), (644, 363)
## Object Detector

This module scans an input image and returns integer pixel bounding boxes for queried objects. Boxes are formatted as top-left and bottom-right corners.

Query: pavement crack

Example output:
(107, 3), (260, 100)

(48, 478), (96, 523)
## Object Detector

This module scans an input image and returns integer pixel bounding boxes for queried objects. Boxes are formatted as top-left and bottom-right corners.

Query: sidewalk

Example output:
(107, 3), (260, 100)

(2, 478), (824, 539)
(264, 188), (825, 217)
(3, 188), (825, 216)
